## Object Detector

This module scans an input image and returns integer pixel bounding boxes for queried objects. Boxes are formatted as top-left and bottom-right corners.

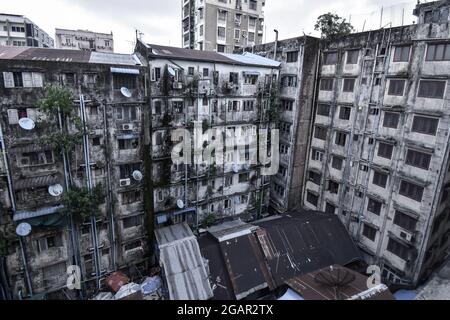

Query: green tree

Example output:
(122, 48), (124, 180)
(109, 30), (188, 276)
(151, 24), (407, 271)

(61, 185), (105, 221)
(315, 13), (354, 40)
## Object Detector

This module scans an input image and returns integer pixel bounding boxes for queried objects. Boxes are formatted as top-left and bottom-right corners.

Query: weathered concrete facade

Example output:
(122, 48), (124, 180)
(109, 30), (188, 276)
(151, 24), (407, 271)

(303, 0), (450, 286)
(0, 48), (149, 299)
(135, 41), (280, 228)
(251, 37), (320, 214)
(182, 0), (265, 53)
(55, 29), (114, 53)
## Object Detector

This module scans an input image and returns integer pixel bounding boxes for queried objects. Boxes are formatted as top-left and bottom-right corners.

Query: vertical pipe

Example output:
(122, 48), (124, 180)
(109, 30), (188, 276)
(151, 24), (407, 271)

(19, 238), (33, 298)
(273, 30), (279, 61)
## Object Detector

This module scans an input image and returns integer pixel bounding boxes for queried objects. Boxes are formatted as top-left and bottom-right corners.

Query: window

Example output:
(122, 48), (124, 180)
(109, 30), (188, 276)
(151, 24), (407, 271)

(188, 67), (195, 76)
(394, 211), (417, 232)
(115, 106), (138, 121)
(154, 68), (161, 81)
(388, 79), (406, 96)
(346, 50), (359, 64)
(308, 171), (322, 185)
(367, 198), (382, 215)
(63, 73), (76, 86)
(311, 149), (324, 162)
(18, 150), (54, 167)
(363, 224), (377, 241)
(406, 149), (432, 170)
(3, 72), (43, 88)
(280, 144), (289, 154)
(383, 112), (400, 129)
(426, 43), (450, 61)
(332, 156), (344, 170)
(217, 45), (225, 53)
(234, 29), (240, 39)
(119, 163), (141, 180)
(92, 137), (101, 146)
(324, 52), (338, 65)
(417, 80), (446, 99)
(387, 238), (410, 261)
(317, 104), (330, 116)
(325, 203), (336, 215)
(378, 142), (394, 159)
(320, 78), (334, 91)
(121, 190), (142, 205)
(399, 180), (424, 202)
(282, 75), (297, 87)
(248, 32), (255, 43)
(393, 46), (411, 62)
(339, 106), (351, 120)
(314, 126), (328, 140)
(335, 132), (347, 147)
(281, 100), (294, 111)
(243, 100), (255, 111)
(343, 78), (355, 92)
(373, 171), (388, 188)
(36, 234), (63, 253)
(203, 68), (209, 77)
(287, 51), (299, 63)
(412, 116), (439, 136)
(218, 26), (226, 38)
(123, 215), (142, 229)
(113, 74), (136, 90)
(306, 191), (318, 206)
(229, 72), (239, 84)
(328, 181), (339, 194)
(249, 0), (257, 10)
(154, 101), (162, 114)
(244, 74), (258, 85)
(239, 173), (249, 183)
(118, 138), (139, 150)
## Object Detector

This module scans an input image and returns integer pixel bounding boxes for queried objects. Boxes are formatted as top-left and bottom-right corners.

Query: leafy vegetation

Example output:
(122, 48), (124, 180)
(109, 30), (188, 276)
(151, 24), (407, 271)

(200, 214), (216, 229)
(315, 13), (354, 40)
(61, 185), (105, 221)
(38, 85), (75, 118)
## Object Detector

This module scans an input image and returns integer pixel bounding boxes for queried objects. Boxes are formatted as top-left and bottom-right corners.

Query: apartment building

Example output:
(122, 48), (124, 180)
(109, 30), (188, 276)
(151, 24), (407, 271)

(303, 0), (450, 286)
(0, 46), (148, 299)
(182, 0), (265, 53)
(135, 40), (280, 228)
(55, 29), (114, 53)
(0, 13), (54, 48)
(251, 37), (320, 214)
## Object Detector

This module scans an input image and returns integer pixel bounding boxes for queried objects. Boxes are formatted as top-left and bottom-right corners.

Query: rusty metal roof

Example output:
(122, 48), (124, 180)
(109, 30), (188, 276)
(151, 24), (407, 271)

(285, 265), (395, 300)
(0, 46), (142, 66)
(254, 211), (363, 288)
(155, 223), (213, 300)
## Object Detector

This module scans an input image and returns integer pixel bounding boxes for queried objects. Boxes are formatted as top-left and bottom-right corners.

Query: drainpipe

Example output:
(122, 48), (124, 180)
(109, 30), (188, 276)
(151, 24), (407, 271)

(79, 94), (102, 290)
(0, 122), (33, 298)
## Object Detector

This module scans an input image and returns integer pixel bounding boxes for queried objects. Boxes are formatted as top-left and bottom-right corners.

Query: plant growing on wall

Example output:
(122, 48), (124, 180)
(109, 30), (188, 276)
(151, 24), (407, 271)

(37, 85), (83, 153)
(0, 224), (15, 257)
(61, 184), (105, 222)
(315, 13), (354, 40)
(201, 214), (216, 229)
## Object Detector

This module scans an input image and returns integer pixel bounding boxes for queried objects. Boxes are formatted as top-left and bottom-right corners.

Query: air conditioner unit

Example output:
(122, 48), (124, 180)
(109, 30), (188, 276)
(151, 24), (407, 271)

(400, 231), (414, 243)
(120, 178), (131, 187)
(173, 82), (183, 90)
(122, 123), (134, 131)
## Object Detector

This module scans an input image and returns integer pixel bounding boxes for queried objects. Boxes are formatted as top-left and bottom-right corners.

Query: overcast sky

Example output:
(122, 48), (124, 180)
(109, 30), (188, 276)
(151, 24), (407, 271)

(1, 0), (417, 53)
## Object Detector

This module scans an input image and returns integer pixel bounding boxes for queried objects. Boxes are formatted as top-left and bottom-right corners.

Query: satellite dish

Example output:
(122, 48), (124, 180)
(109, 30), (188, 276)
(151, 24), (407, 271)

(48, 184), (64, 197)
(16, 222), (32, 237)
(132, 170), (143, 181)
(18, 118), (35, 131)
(232, 164), (239, 173)
(120, 87), (132, 98)
(168, 67), (176, 77)
(177, 199), (184, 209)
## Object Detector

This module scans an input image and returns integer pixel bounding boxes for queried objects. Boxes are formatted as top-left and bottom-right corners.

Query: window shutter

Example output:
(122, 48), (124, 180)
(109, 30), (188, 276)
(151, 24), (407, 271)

(26, 108), (37, 121)
(3, 72), (14, 88)
(32, 73), (43, 87)
(7, 109), (19, 124)
(22, 72), (33, 87)
(151, 68), (156, 82)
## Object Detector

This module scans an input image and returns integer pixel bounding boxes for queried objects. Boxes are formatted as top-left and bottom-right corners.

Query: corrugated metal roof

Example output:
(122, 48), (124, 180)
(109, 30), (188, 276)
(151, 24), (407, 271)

(14, 175), (60, 190)
(148, 44), (280, 68)
(254, 211), (363, 287)
(220, 52), (281, 68)
(155, 223), (213, 301)
(207, 220), (256, 242)
(285, 265), (395, 300)
(14, 205), (64, 222)
(0, 46), (142, 66)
